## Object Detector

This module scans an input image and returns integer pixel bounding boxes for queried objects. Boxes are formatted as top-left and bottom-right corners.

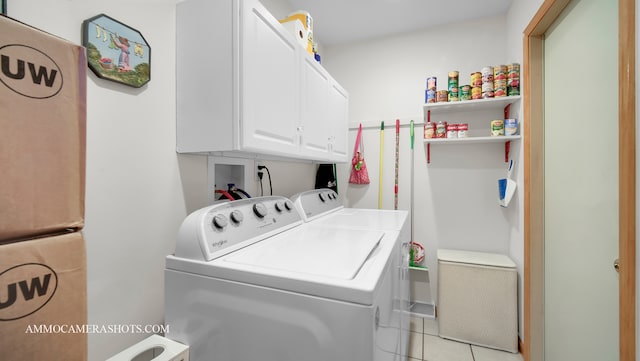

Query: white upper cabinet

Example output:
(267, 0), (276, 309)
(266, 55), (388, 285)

(176, 0), (348, 162)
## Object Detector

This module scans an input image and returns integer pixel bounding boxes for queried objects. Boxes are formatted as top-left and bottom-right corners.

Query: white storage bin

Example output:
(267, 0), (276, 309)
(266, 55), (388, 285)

(437, 249), (518, 353)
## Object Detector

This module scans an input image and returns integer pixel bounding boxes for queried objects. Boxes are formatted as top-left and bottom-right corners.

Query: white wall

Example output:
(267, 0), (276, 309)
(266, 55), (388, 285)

(7, 0), (311, 360)
(322, 5), (543, 340)
(8, 2), (184, 359)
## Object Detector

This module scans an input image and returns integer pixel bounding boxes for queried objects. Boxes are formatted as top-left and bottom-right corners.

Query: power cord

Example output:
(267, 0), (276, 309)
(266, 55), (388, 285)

(258, 165), (272, 195)
(258, 170), (264, 196)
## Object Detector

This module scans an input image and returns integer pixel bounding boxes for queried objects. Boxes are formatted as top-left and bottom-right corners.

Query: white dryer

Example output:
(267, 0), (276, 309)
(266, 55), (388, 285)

(290, 189), (411, 360)
(165, 196), (407, 361)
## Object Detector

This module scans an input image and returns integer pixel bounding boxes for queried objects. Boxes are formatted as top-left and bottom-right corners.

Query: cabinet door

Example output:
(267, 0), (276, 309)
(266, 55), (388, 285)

(327, 80), (349, 162)
(240, 1), (300, 156)
(300, 56), (331, 158)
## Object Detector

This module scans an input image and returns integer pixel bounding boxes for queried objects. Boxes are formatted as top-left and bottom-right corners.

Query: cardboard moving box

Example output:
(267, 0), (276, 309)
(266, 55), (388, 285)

(0, 15), (87, 242)
(0, 231), (87, 360)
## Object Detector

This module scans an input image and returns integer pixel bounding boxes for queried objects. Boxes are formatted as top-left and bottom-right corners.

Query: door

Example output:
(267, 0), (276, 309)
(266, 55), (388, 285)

(544, 0), (619, 358)
(524, 0), (636, 360)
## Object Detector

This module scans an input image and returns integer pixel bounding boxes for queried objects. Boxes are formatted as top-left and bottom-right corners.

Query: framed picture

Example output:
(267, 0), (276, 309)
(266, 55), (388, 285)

(81, 14), (150, 88)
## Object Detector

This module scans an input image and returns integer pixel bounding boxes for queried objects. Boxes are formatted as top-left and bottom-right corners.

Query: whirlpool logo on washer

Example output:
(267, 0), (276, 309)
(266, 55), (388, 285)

(211, 240), (228, 249)
(0, 263), (58, 321)
(0, 44), (63, 99)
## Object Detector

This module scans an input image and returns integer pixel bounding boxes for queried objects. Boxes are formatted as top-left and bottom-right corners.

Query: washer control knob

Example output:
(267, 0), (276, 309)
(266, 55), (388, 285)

(253, 203), (268, 218)
(318, 193), (326, 202)
(212, 214), (228, 229)
(284, 200), (293, 211)
(275, 201), (285, 212)
(230, 210), (244, 224)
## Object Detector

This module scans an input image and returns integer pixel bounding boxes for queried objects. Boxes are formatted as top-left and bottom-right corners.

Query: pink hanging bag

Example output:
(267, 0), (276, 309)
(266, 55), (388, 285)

(349, 123), (370, 184)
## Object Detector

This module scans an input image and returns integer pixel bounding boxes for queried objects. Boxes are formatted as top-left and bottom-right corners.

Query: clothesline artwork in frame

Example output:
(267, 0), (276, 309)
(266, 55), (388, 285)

(82, 14), (150, 88)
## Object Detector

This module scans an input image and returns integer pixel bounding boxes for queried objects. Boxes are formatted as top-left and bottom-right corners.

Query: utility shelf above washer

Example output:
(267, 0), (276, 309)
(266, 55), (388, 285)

(423, 136), (521, 163)
(423, 96), (521, 115)
(423, 135), (521, 145)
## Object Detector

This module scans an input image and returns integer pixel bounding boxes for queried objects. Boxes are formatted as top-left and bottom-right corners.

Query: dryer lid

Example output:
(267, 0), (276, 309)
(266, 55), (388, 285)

(223, 226), (385, 280)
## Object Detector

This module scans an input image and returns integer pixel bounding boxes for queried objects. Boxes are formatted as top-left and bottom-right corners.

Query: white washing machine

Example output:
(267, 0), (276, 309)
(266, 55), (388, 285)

(165, 196), (407, 361)
(290, 189), (411, 360)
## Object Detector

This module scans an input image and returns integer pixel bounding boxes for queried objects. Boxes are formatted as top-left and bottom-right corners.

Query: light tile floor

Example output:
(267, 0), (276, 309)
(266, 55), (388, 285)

(409, 316), (524, 361)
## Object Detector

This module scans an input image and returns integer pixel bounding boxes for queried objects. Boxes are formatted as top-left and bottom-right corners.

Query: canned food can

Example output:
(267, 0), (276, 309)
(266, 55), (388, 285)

(481, 66), (494, 83)
(471, 86), (482, 100)
(491, 119), (505, 136)
(448, 71), (459, 91)
(457, 123), (469, 138)
(508, 63), (520, 80)
(436, 121), (447, 138)
(493, 65), (507, 80)
(426, 77), (437, 91)
(507, 86), (520, 96)
(437, 89), (449, 102)
(494, 79), (507, 97)
(424, 121), (436, 138)
(505, 118), (519, 135)
(448, 71), (459, 102)
(470, 72), (482, 87)
(446, 124), (458, 139)
(460, 85), (471, 100)
(426, 89), (437, 103)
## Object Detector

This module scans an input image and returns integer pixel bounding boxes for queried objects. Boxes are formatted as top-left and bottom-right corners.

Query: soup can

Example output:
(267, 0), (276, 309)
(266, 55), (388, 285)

(481, 66), (494, 98)
(494, 79), (507, 97)
(471, 86), (482, 100)
(508, 84), (520, 96)
(507, 63), (520, 96)
(493, 65), (507, 81)
(436, 121), (447, 138)
(490, 119), (505, 136)
(481, 66), (494, 83)
(470, 72), (482, 87)
(457, 123), (469, 138)
(446, 124), (458, 139)
(508, 63), (520, 80)
(460, 85), (472, 100)
(424, 121), (436, 138)
(437, 89), (449, 102)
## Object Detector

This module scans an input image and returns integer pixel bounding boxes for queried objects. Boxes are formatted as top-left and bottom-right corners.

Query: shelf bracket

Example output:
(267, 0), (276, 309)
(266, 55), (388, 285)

(505, 140), (511, 163)
(427, 143), (431, 164)
(504, 104), (512, 163)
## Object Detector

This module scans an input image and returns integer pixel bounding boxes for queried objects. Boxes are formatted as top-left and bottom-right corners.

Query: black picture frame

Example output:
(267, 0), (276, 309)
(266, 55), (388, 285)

(81, 14), (151, 88)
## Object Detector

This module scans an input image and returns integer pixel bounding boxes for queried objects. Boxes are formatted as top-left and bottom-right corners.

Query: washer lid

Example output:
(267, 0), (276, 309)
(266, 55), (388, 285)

(224, 226), (385, 280)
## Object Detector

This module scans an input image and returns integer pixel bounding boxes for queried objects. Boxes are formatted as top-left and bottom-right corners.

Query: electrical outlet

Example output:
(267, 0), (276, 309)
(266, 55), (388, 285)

(255, 160), (265, 182)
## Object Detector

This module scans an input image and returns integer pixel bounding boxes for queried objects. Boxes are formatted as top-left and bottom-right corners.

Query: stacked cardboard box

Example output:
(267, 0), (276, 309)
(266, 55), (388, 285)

(0, 15), (87, 360)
